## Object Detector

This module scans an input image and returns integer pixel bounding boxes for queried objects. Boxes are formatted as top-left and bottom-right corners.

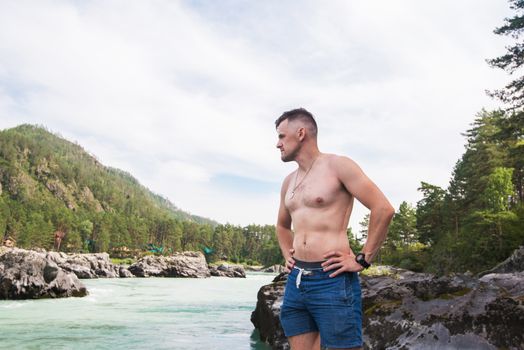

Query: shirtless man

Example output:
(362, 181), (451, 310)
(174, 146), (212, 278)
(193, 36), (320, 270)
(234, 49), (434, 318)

(275, 108), (395, 350)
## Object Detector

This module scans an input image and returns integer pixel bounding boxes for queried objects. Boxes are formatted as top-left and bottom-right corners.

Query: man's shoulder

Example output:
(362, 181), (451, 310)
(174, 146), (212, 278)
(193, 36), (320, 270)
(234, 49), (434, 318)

(323, 154), (362, 177)
(324, 153), (356, 166)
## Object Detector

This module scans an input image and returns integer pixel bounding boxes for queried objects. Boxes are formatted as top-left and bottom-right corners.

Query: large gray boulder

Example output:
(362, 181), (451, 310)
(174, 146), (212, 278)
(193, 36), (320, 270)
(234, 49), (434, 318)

(252, 268), (524, 349)
(209, 263), (246, 278)
(128, 251), (210, 278)
(0, 248), (87, 299)
(45, 251), (122, 278)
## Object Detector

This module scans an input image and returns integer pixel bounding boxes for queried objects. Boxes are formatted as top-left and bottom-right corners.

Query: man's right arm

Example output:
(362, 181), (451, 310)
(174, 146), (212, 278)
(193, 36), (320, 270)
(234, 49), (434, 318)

(276, 175), (295, 271)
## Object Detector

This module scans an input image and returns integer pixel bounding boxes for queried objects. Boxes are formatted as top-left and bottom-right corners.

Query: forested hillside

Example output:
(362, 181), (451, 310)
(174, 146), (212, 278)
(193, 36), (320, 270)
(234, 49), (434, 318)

(0, 124), (282, 266)
(366, 110), (524, 275)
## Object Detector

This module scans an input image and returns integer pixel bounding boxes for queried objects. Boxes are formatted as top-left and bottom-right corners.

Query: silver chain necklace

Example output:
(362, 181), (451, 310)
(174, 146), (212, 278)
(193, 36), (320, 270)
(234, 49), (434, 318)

(290, 156), (320, 199)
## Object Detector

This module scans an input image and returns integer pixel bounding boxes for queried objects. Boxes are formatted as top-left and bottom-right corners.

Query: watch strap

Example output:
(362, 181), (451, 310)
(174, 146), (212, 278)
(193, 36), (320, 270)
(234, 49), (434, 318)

(355, 253), (371, 269)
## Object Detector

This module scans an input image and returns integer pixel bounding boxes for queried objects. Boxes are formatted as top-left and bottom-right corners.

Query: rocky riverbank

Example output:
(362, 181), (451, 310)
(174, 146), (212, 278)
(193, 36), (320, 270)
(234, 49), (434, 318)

(45, 250), (131, 279)
(0, 248), (87, 299)
(0, 247), (253, 299)
(251, 247), (524, 350)
(209, 263), (246, 278)
(128, 252), (211, 278)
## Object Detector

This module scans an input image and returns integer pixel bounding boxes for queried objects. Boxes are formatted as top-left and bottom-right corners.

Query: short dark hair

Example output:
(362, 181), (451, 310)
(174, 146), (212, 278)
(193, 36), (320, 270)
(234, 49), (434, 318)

(275, 108), (318, 137)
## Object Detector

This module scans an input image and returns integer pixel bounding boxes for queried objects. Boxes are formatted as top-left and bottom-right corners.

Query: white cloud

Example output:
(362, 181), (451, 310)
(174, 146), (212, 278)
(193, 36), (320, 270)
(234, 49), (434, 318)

(0, 0), (515, 229)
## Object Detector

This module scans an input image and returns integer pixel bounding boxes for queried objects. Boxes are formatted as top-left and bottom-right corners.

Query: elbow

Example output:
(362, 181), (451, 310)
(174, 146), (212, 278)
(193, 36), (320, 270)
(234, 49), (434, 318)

(373, 203), (395, 220)
(386, 203), (395, 218)
(385, 204), (396, 220)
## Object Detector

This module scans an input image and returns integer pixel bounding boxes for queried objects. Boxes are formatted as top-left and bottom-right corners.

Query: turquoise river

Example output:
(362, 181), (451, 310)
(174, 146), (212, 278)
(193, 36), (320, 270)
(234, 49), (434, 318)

(0, 273), (276, 350)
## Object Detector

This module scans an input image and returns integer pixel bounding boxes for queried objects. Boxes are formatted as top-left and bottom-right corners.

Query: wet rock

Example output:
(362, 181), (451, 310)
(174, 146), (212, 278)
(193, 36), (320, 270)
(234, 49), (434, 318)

(128, 251), (210, 278)
(0, 248), (87, 299)
(209, 264), (246, 278)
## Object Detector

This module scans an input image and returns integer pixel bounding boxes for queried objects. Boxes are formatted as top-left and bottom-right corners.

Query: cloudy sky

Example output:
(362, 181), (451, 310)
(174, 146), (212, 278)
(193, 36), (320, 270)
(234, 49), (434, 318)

(0, 0), (515, 231)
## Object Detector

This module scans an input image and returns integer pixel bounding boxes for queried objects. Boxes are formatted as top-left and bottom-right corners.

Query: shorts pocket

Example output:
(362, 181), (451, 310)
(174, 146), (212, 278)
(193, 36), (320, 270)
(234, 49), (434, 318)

(333, 274), (357, 338)
(325, 273), (353, 305)
(342, 273), (355, 304)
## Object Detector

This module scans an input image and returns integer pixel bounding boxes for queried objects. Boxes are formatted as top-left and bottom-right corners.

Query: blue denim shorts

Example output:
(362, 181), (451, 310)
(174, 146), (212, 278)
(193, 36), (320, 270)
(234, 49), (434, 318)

(279, 259), (363, 349)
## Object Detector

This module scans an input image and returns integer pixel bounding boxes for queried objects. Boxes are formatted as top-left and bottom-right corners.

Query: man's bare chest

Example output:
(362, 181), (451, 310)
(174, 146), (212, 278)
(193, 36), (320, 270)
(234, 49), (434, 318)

(284, 173), (347, 213)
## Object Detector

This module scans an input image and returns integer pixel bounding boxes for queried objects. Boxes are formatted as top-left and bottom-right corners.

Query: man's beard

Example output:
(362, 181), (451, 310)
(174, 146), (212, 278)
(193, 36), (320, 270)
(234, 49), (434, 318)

(281, 146), (299, 162)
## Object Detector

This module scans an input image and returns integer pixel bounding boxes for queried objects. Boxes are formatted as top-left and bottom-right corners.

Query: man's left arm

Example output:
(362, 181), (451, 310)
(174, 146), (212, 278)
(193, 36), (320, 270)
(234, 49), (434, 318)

(323, 156), (395, 276)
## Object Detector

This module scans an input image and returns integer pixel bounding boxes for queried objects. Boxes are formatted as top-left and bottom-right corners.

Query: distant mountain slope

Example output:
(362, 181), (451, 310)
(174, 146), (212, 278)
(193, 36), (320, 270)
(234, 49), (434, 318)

(0, 124), (217, 253)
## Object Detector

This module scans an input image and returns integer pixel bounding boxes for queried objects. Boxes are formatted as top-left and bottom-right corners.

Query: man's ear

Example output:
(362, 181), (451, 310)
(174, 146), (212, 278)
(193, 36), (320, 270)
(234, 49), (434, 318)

(297, 127), (306, 141)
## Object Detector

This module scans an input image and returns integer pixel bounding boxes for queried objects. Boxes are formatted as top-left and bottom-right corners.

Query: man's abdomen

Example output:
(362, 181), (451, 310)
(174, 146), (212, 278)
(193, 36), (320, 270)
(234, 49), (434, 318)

(292, 230), (352, 262)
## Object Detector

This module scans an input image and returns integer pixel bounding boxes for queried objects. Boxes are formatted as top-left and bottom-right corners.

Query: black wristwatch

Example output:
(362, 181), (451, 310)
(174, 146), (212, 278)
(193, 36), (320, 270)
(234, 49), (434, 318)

(355, 253), (371, 269)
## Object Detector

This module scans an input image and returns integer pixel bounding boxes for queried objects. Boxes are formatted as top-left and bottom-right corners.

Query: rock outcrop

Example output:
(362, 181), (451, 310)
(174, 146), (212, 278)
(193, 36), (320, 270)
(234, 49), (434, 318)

(0, 248), (87, 299)
(359, 271), (524, 349)
(264, 264), (286, 273)
(479, 245), (524, 276)
(252, 268), (524, 349)
(209, 263), (246, 278)
(118, 265), (135, 278)
(45, 251), (126, 279)
(1, 247), (246, 281)
(251, 273), (289, 350)
(245, 265), (265, 272)
(128, 251), (210, 278)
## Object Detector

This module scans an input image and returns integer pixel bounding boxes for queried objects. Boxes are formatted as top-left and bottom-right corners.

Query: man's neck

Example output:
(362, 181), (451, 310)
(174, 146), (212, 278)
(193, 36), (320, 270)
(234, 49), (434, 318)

(295, 147), (321, 171)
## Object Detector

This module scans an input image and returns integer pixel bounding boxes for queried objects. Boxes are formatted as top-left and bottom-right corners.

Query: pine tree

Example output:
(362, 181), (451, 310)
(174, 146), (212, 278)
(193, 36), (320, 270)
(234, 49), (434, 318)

(487, 0), (524, 110)
(389, 202), (418, 245)
(416, 182), (446, 245)
(346, 227), (362, 253)
(358, 213), (370, 245)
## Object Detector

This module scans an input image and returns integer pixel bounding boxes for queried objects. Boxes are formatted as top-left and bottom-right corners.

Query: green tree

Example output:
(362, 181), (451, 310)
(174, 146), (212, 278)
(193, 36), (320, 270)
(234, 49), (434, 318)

(64, 229), (83, 251)
(495, 112), (524, 202)
(0, 196), (9, 237)
(389, 202), (418, 245)
(79, 219), (94, 242)
(358, 213), (370, 245)
(212, 224), (234, 259)
(19, 212), (53, 249)
(416, 182), (446, 244)
(487, 0), (524, 110)
(346, 227), (362, 253)
(181, 221), (200, 251)
(456, 167), (519, 271)
(483, 167), (515, 211)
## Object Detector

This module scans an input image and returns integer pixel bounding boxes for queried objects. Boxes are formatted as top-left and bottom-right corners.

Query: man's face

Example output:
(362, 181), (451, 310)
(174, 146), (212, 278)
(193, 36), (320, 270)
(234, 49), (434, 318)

(276, 119), (300, 162)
